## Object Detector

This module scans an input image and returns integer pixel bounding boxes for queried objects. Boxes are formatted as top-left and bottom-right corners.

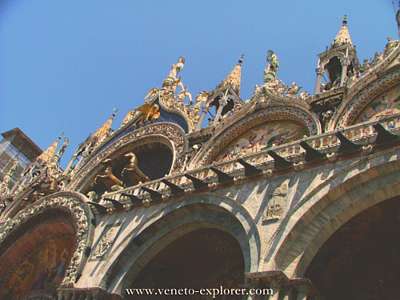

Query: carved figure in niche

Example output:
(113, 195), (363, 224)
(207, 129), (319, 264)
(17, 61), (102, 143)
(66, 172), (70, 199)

(94, 159), (123, 192)
(263, 180), (289, 223)
(92, 225), (120, 259)
(264, 204), (283, 221)
(121, 152), (149, 187)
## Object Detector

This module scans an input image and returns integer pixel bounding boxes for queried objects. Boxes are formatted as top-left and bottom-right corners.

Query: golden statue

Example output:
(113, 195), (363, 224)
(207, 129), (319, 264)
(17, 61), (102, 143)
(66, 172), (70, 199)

(121, 152), (149, 186)
(162, 57), (185, 92)
(121, 103), (160, 127)
(94, 159), (123, 191)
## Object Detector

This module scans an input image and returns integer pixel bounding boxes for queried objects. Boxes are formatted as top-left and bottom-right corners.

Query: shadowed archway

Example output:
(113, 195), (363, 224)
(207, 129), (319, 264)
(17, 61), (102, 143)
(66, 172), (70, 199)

(0, 209), (77, 299)
(305, 196), (400, 300)
(128, 228), (244, 299)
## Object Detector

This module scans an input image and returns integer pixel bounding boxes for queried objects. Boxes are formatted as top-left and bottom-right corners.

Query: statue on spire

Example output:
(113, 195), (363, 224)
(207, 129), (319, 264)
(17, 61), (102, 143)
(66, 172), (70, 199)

(264, 50), (280, 83)
(162, 56), (185, 93)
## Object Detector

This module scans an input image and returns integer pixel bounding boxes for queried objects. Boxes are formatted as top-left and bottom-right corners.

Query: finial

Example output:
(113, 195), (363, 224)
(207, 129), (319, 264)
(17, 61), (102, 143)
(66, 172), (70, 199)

(238, 54), (244, 65)
(215, 56), (243, 94)
(333, 15), (353, 47)
(342, 15), (348, 26)
(112, 108), (118, 118)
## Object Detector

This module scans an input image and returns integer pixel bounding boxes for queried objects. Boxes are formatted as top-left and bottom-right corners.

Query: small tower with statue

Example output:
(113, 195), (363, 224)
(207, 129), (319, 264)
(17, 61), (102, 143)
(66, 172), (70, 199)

(315, 16), (359, 94)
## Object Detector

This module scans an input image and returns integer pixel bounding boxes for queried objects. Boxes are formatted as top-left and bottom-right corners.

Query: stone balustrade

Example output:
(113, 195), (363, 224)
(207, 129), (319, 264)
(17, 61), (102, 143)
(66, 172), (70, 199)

(93, 113), (400, 214)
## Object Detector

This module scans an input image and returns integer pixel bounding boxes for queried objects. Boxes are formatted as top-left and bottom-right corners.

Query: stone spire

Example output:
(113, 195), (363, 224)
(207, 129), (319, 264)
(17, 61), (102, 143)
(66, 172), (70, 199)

(215, 55), (243, 96)
(333, 15), (353, 47)
(92, 109), (117, 145)
(36, 136), (61, 164)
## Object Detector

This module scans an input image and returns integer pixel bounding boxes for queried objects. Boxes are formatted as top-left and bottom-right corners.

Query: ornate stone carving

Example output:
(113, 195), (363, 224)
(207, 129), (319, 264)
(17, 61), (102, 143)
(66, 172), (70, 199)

(0, 159), (18, 199)
(0, 192), (93, 287)
(91, 223), (121, 259)
(263, 180), (289, 223)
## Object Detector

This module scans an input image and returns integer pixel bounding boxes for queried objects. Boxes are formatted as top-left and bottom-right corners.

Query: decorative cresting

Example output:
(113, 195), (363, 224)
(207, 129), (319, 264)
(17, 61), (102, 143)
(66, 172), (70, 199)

(122, 57), (202, 133)
(330, 42), (400, 129)
(68, 122), (188, 190)
(0, 191), (93, 287)
(189, 101), (320, 167)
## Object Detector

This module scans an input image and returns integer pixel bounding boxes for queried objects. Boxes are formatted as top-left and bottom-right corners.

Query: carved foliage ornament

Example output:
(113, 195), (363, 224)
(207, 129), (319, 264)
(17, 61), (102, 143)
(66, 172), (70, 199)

(0, 192), (92, 287)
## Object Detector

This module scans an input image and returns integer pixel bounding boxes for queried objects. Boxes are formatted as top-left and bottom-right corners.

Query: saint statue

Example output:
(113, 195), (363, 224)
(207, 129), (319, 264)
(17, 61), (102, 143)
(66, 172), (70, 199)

(264, 50), (279, 83)
(162, 56), (185, 92)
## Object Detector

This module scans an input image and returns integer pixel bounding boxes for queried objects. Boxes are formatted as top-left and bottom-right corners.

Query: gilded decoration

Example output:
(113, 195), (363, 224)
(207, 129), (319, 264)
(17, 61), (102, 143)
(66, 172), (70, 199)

(0, 192), (93, 287)
(68, 123), (188, 190)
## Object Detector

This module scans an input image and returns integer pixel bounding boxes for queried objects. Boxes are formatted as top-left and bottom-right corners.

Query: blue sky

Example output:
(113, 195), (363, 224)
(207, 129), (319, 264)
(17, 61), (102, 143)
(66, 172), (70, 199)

(0, 0), (397, 164)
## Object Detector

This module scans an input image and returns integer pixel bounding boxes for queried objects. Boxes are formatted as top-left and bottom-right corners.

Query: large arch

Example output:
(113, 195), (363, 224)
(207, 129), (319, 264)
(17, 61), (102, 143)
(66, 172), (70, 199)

(190, 103), (320, 167)
(0, 191), (94, 299)
(330, 46), (400, 130)
(68, 122), (188, 191)
(268, 157), (400, 279)
(305, 195), (400, 299)
(100, 195), (261, 296)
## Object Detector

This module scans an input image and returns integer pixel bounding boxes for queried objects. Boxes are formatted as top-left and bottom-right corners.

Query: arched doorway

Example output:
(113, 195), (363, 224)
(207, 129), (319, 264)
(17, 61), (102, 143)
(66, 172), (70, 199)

(305, 196), (400, 300)
(127, 228), (244, 299)
(0, 210), (77, 300)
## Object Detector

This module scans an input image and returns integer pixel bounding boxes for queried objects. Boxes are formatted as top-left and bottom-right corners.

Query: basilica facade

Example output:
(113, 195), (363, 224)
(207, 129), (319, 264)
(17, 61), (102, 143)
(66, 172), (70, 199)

(1, 17), (400, 299)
